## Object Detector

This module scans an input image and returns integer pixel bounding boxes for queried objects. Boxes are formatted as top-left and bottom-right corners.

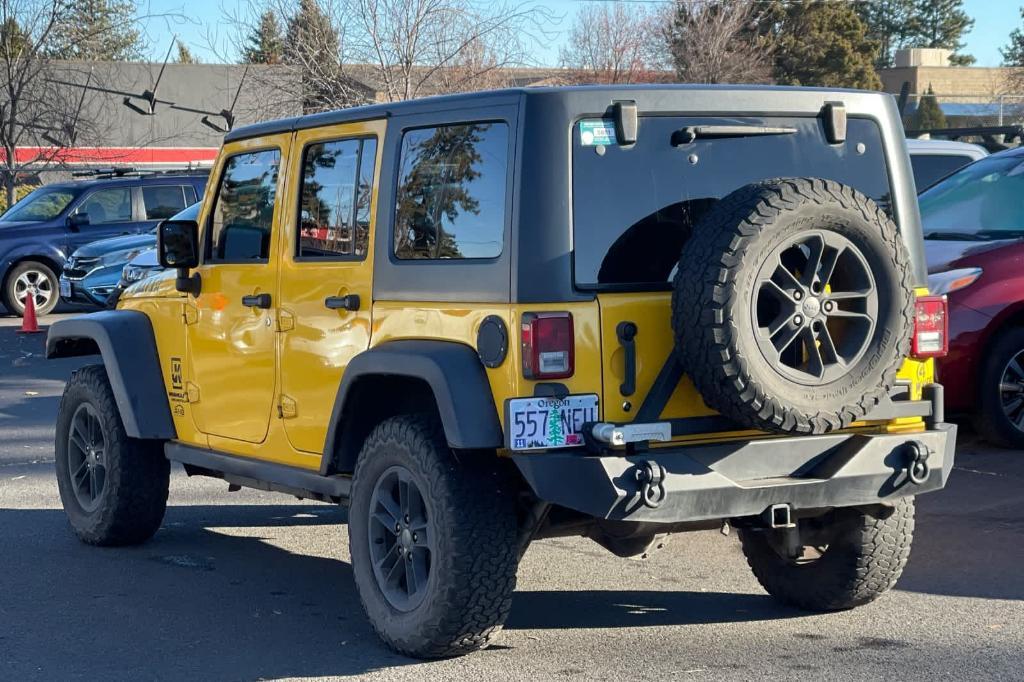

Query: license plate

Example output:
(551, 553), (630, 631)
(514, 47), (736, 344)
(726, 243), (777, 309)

(506, 394), (598, 451)
(59, 277), (71, 298)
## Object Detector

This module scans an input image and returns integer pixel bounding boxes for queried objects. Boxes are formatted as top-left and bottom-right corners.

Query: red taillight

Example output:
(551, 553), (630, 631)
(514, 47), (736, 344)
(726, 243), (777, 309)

(521, 312), (574, 379)
(912, 295), (948, 358)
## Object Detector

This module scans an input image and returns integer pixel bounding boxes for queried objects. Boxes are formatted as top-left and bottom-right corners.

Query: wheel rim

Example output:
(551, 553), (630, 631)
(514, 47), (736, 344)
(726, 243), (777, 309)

(998, 349), (1024, 432)
(752, 231), (878, 386)
(66, 403), (108, 513)
(367, 465), (433, 612)
(14, 268), (54, 310)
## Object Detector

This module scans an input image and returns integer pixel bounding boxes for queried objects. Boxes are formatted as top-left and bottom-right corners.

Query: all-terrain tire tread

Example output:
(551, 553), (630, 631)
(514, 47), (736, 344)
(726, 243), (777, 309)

(672, 177), (915, 434)
(351, 414), (519, 658)
(738, 498), (915, 611)
(56, 364), (169, 546)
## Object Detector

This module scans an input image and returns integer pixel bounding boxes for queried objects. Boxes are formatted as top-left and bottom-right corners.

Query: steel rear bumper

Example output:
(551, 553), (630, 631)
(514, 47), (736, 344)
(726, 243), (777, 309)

(512, 423), (956, 524)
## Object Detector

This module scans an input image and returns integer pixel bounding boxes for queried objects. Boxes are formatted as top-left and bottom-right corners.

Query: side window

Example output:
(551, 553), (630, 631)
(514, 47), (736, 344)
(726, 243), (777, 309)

(394, 122), (507, 260)
(297, 137), (377, 259)
(207, 149), (281, 263)
(142, 185), (188, 220)
(76, 187), (132, 224)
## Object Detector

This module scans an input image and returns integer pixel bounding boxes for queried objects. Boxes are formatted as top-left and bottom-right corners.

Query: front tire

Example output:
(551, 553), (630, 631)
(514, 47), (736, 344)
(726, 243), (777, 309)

(55, 365), (170, 546)
(738, 499), (915, 611)
(349, 415), (519, 658)
(3, 260), (59, 316)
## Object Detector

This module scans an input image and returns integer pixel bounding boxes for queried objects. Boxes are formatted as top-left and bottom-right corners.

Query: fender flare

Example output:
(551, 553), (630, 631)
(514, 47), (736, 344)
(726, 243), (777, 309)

(323, 340), (503, 469)
(46, 310), (176, 440)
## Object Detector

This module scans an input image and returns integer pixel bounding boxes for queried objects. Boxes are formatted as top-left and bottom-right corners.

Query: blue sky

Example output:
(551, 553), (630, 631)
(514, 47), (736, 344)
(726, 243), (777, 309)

(141, 0), (1017, 68)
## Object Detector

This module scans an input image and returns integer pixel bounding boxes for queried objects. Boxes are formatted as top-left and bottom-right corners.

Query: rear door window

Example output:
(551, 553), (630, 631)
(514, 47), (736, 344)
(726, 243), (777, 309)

(142, 185), (189, 220)
(76, 187), (133, 224)
(572, 116), (892, 289)
(910, 153), (976, 191)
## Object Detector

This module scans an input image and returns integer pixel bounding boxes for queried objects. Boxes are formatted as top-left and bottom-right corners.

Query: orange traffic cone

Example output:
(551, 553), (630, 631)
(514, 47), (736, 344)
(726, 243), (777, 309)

(17, 292), (42, 334)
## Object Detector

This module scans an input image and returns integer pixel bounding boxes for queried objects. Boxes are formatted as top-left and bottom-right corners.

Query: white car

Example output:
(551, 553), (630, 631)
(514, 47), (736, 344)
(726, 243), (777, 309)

(906, 138), (988, 191)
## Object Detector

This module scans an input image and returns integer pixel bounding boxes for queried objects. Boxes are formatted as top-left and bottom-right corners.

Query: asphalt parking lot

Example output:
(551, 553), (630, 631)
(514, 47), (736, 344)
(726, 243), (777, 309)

(1, 313), (1022, 681)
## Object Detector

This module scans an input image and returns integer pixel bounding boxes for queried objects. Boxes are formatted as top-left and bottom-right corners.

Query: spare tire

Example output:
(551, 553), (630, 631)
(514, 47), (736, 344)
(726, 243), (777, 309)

(672, 178), (914, 435)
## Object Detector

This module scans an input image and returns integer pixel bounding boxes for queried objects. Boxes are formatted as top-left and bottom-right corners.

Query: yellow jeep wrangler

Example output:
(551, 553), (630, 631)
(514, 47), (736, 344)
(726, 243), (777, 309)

(48, 86), (955, 658)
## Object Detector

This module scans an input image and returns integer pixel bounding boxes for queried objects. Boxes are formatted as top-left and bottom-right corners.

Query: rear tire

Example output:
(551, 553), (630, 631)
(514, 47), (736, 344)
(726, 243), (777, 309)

(55, 365), (170, 546)
(349, 414), (520, 658)
(974, 327), (1024, 449)
(738, 499), (915, 611)
(3, 260), (59, 316)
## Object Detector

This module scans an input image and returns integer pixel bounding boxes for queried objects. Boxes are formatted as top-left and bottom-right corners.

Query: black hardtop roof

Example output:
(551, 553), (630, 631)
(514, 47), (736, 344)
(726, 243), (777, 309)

(224, 83), (894, 144)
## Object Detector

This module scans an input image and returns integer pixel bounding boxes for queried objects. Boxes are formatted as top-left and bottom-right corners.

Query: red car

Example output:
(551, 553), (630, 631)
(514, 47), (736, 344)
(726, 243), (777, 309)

(921, 147), (1024, 448)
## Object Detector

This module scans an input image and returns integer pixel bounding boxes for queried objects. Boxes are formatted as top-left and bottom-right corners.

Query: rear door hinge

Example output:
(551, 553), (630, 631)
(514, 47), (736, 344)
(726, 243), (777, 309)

(185, 382), (200, 403)
(182, 303), (198, 325)
(277, 309), (295, 332)
(278, 395), (297, 419)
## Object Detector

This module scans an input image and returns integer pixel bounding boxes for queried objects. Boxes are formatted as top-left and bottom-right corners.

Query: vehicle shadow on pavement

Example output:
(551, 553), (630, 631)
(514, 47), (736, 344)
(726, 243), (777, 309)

(0, 502), (801, 678)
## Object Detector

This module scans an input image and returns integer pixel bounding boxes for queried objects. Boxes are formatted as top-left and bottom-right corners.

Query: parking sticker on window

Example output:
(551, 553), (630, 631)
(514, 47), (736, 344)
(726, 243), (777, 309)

(579, 120), (616, 146)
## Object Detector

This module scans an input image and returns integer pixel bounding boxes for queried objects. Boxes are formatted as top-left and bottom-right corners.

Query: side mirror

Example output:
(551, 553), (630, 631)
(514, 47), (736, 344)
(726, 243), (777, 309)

(157, 219), (202, 296)
(67, 213), (89, 230)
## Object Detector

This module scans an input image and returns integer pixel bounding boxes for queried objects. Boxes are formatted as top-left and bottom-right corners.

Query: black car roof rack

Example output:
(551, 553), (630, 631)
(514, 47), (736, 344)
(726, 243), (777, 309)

(71, 166), (211, 180)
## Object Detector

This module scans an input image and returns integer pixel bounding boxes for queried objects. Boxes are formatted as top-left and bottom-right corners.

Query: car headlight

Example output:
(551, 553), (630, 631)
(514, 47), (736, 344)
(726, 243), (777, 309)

(122, 264), (154, 283)
(927, 267), (982, 295)
(100, 248), (143, 267)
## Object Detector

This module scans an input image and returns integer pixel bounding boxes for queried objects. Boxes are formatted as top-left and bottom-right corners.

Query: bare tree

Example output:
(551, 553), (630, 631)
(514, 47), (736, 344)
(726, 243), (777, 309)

(0, 1), (100, 206)
(216, 0), (554, 116)
(665, 0), (774, 85)
(559, 2), (668, 84)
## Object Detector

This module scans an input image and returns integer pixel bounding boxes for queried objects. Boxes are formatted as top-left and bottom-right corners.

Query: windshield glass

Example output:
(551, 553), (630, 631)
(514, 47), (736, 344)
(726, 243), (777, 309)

(919, 154), (1024, 238)
(571, 116), (892, 289)
(1, 187), (80, 222)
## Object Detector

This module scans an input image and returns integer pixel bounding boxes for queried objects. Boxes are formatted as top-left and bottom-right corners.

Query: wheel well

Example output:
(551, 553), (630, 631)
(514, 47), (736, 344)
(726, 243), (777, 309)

(3, 255), (62, 290)
(328, 375), (443, 475)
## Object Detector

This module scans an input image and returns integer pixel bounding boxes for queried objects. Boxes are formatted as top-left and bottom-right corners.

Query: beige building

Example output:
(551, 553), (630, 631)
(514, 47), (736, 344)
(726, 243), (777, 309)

(878, 48), (1022, 124)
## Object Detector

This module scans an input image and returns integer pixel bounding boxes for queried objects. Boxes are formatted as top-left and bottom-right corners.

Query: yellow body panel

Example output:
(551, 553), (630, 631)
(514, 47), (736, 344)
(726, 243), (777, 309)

(276, 119), (385, 455)
(117, 128), (934, 467)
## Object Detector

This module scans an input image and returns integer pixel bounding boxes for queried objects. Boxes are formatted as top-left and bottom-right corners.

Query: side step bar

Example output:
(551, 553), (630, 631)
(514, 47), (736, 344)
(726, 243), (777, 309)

(165, 443), (351, 503)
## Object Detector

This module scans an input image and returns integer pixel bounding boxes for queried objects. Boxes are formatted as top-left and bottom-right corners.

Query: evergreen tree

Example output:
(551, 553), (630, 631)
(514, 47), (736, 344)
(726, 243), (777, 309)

(909, 0), (975, 65)
(855, 0), (915, 69)
(1002, 8), (1024, 66)
(911, 85), (947, 130)
(176, 40), (197, 64)
(546, 409), (564, 446)
(0, 18), (28, 61)
(47, 0), (142, 61)
(284, 0), (343, 112)
(242, 10), (284, 65)
(771, 1), (881, 90)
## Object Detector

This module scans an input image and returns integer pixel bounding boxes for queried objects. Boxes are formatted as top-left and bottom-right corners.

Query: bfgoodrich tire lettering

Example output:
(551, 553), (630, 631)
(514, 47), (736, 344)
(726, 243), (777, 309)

(55, 364), (169, 546)
(673, 178), (914, 435)
(738, 499), (915, 611)
(349, 414), (520, 658)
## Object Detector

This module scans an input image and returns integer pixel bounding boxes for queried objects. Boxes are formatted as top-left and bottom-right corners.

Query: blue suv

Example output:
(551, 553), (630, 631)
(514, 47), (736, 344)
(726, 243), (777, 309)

(0, 171), (207, 316)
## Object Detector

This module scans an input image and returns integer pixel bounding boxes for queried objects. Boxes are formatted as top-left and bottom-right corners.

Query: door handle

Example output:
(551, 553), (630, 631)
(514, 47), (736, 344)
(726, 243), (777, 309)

(616, 321), (638, 397)
(242, 293), (272, 309)
(325, 294), (360, 311)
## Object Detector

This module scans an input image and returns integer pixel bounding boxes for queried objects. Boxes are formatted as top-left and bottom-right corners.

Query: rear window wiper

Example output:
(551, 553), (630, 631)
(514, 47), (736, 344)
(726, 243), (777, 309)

(671, 125), (797, 146)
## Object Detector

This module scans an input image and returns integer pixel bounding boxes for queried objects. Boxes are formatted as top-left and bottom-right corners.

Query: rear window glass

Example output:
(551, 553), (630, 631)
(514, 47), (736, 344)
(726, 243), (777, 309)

(572, 116), (892, 289)
(143, 185), (189, 220)
(910, 153), (975, 191)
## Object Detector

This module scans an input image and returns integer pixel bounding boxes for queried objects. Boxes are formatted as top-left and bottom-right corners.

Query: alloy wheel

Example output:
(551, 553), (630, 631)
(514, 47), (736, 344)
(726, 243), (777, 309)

(753, 231), (878, 385)
(66, 403), (108, 513)
(367, 465), (434, 612)
(14, 268), (54, 311)
(999, 350), (1024, 433)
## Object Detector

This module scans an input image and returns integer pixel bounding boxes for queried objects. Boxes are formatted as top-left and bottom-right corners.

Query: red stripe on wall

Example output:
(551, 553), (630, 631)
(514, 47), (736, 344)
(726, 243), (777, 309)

(3, 147), (219, 165)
